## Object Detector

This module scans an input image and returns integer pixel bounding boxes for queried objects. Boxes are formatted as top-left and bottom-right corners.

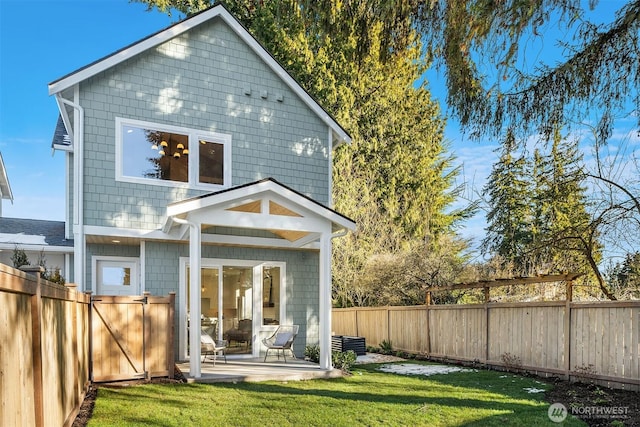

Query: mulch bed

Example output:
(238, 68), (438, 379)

(545, 378), (640, 426)
(72, 365), (639, 426)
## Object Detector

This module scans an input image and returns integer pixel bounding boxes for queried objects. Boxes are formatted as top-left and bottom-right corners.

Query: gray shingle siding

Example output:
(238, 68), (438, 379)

(79, 18), (330, 230)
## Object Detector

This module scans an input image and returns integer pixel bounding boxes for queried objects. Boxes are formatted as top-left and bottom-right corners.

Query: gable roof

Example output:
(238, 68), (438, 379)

(163, 177), (356, 240)
(0, 218), (73, 249)
(48, 3), (350, 146)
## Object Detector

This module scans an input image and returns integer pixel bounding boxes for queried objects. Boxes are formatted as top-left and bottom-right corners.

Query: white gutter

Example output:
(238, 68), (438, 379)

(171, 216), (202, 378)
(55, 92), (85, 286)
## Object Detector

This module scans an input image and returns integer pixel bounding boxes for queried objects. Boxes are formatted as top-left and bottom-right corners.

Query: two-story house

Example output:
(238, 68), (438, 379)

(48, 4), (355, 377)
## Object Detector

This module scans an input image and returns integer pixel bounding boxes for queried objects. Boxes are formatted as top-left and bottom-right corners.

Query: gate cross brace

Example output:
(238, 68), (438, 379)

(93, 302), (143, 373)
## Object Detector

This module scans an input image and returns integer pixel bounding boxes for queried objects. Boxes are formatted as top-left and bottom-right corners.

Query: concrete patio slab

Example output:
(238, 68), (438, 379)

(176, 358), (344, 383)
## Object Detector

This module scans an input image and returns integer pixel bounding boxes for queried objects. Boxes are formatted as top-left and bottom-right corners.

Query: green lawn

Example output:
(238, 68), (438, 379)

(87, 362), (585, 426)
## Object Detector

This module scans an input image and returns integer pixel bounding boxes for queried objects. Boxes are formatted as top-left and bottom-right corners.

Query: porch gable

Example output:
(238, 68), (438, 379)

(163, 178), (355, 248)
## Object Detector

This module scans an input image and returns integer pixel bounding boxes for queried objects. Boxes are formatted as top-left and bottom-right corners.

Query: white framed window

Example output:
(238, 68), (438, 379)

(115, 117), (232, 189)
(92, 256), (140, 296)
(261, 263), (286, 327)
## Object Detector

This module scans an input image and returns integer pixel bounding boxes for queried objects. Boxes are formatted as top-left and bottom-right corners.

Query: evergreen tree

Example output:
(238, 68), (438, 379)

(536, 127), (598, 274)
(482, 131), (532, 272)
(530, 148), (549, 268)
(11, 246), (29, 269)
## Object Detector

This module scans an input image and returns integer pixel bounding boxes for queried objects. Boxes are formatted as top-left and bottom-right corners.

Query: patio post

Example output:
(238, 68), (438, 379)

(319, 231), (332, 370)
(189, 222), (202, 377)
(173, 217), (202, 378)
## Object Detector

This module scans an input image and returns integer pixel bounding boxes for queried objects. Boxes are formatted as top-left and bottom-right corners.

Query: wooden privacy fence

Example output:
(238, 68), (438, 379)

(0, 264), (90, 427)
(91, 293), (175, 382)
(333, 276), (640, 391)
(1, 263), (177, 427)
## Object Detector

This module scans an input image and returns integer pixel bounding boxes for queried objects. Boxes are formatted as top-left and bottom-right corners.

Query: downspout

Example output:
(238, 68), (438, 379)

(331, 229), (348, 239)
(55, 93), (84, 288)
(171, 217), (202, 378)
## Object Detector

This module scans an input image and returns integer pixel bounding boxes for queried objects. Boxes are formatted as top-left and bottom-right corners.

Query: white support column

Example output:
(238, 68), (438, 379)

(187, 222), (202, 378)
(318, 231), (332, 370)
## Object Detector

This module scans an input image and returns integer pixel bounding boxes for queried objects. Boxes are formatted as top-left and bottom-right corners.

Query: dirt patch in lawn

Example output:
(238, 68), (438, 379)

(545, 378), (640, 426)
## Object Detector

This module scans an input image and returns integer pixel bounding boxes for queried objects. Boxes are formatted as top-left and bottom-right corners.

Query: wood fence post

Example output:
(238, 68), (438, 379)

(86, 291), (93, 382)
(66, 283), (80, 409)
(143, 292), (151, 380)
(21, 266), (44, 427)
(484, 287), (490, 363)
(564, 280), (573, 381)
(355, 307), (359, 337)
(387, 306), (391, 345)
(425, 292), (431, 356)
(168, 292), (176, 379)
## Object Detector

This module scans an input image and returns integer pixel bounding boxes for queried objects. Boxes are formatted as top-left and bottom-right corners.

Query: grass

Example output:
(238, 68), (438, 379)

(87, 362), (586, 426)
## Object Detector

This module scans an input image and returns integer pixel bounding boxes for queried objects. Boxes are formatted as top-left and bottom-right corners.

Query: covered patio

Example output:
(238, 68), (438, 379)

(163, 178), (356, 378)
(176, 358), (344, 383)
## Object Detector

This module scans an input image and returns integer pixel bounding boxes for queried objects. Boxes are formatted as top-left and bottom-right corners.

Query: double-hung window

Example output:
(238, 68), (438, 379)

(115, 118), (231, 189)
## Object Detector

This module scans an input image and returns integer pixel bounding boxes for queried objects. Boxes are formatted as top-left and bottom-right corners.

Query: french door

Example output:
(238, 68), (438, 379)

(183, 261), (259, 358)
(180, 258), (285, 360)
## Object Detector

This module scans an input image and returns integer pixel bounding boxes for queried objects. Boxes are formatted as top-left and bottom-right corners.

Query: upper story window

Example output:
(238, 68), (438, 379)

(115, 118), (231, 189)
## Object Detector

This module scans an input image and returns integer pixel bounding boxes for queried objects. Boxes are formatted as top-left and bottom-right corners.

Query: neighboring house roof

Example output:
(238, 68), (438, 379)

(48, 3), (351, 146)
(0, 152), (14, 202)
(51, 115), (72, 151)
(0, 218), (73, 249)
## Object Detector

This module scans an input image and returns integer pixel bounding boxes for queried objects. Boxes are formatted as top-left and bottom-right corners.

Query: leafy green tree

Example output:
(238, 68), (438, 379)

(138, 0), (639, 143)
(483, 127), (618, 299)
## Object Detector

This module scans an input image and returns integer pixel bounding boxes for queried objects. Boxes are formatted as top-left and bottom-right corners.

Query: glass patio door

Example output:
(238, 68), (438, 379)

(186, 264), (255, 357)
(221, 266), (253, 355)
(186, 266), (221, 357)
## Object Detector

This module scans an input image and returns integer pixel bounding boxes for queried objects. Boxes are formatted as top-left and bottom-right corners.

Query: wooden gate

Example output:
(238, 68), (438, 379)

(91, 293), (175, 382)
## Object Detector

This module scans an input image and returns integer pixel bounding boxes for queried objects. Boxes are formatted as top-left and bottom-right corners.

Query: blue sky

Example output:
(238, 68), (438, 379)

(0, 0), (176, 220)
(0, 0), (636, 260)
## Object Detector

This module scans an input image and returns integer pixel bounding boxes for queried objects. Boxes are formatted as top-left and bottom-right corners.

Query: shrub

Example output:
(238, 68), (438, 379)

(501, 352), (522, 372)
(379, 339), (393, 355)
(38, 249), (66, 285)
(332, 350), (357, 373)
(11, 247), (29, 268)
(304, 344), (320, 363)
(366, 345), (379, 353)
(305, 346), (357, 373)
